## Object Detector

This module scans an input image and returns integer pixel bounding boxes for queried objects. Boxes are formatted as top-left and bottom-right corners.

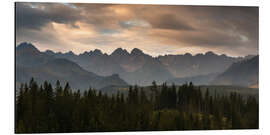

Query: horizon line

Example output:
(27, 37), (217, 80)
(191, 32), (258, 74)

(16, 42), (258, 58)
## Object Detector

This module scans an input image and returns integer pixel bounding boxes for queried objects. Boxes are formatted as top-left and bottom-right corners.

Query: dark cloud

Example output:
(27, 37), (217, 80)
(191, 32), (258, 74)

(184, 6), (258, 42)
(16, 2), (81, 30)
(149, 14), (195, 31)
(144, 6), (258, 56)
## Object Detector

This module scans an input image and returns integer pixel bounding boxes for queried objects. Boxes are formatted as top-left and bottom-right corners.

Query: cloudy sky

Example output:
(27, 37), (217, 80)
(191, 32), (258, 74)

(16, 3), (258, 57)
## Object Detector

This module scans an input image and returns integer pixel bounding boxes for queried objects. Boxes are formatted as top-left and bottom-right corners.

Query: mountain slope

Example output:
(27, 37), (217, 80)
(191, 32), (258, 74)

(48, 47), (245, 86)
(16, 43), (128, 90)
(121, 58), (173, 85)
(211, 56), (259, 87)
(49, 48), (173, 86)
(158, 52), (242, 78)
(16, 42), (51, 67)
(49, 49), (126, 77)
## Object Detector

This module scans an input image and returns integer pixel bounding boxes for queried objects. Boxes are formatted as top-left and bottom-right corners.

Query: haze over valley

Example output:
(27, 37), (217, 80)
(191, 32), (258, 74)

(16, 42), (258, 91)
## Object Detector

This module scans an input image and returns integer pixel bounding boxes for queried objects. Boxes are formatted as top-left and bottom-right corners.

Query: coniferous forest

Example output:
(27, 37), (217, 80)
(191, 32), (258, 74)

(15, 78), (258, 133)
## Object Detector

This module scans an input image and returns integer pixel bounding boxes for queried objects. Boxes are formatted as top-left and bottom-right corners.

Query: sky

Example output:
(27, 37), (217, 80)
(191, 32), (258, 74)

(16, 3), (258, 57)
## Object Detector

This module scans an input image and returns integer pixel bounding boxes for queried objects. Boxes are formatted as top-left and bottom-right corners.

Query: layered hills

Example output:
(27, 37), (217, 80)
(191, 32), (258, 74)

(16, 42), (128, 90)
(16, 42), (259, 89)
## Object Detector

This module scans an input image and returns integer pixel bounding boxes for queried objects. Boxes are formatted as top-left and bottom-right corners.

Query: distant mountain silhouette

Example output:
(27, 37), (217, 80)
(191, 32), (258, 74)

(47, 47), (173, 85)
(16, 42), (128, 90)
(211, 55), (258, 87)
(157, 52), (244, 78)
(18, 42), (257, 87)
(46, 46), (250, 86)
(45, 49), (126, 77)
(16, 42), (52, 67)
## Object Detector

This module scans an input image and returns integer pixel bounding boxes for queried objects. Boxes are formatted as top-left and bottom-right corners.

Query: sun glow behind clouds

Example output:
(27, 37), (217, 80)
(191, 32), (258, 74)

(16, 3), (258, 57)
(110, 6), (133, 16)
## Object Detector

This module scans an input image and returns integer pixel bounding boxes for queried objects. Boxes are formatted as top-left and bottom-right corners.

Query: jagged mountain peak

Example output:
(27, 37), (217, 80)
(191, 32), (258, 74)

(184, 53), (192, 57)
(205, 51), (216, 56)
(131, 48), (144, 55)
(17, 42), (256, 87)
(89, 49), (103, 55)
(45, 50), (55, 55)
(111, 48), (129, 56)
(66, 51), (75, 55)
(16, 42), (39, 52)
(81, 51), (88, 55)
(80, 49), (103, 56)
(220, 54), (227, 57)
(16, 43), (129, 90)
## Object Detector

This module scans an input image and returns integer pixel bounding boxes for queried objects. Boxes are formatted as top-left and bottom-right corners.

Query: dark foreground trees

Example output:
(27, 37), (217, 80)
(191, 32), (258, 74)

(15, 79), (258, 133)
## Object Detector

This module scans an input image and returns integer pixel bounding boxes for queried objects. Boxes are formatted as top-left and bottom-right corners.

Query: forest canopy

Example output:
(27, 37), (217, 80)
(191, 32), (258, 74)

(15, 78), (258, 133)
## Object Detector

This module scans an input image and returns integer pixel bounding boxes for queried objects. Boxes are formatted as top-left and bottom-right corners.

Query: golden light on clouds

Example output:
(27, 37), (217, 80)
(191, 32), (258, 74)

(16, 3), (258, 57)
(111, 7), (132, 16)
(52, 22), (96, 39)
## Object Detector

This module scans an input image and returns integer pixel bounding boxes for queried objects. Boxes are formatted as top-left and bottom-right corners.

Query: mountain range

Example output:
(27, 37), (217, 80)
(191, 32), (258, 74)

(45, 45), (254, 86)
(16, 42), (259, 90)
(16, 42), (128, 90)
